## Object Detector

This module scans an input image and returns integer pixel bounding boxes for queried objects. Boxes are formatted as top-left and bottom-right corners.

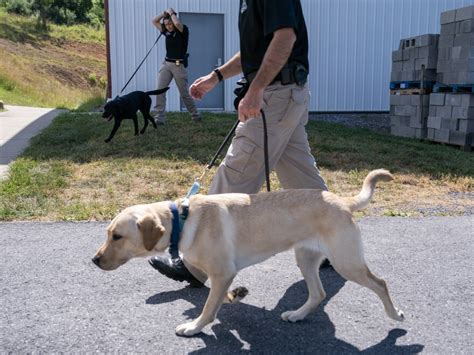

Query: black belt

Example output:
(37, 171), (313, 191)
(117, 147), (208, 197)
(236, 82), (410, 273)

(245, 68), (296, 86)
(165, 57), (184, 65)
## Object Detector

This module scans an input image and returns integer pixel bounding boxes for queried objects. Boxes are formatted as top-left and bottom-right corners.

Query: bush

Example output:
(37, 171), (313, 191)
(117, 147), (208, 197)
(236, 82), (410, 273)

(4, 0), (32, 15)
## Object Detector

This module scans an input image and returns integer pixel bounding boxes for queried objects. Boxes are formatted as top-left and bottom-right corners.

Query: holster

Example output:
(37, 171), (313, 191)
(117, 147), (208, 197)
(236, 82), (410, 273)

(183, 53), (189, 68)
(233, 78), (249, 110)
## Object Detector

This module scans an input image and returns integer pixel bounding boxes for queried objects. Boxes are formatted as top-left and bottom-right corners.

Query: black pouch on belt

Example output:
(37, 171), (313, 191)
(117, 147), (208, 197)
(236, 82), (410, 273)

(233, 77), (249, 110)
(183, 53), (189, 68)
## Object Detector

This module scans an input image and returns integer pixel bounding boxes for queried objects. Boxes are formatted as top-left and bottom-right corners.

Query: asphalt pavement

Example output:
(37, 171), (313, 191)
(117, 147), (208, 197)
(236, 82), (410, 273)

(1, 216), (473, 353)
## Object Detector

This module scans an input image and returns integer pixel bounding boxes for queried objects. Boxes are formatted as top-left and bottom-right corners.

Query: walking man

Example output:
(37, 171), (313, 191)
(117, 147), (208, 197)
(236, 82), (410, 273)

(149, 0), (328, 285)
(152, 8), (201, 123)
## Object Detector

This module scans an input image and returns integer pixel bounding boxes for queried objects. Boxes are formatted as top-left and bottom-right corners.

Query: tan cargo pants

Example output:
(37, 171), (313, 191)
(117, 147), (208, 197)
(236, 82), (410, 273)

(154, 61), (200, 122)
(208, 82), (327, 194)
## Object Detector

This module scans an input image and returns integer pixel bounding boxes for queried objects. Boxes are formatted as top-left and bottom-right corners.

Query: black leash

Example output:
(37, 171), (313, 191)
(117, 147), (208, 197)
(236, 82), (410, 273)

(119, 34), (163, 95)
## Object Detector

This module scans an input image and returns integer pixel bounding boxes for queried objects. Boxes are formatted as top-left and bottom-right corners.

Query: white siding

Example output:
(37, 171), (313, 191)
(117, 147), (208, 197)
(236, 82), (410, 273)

(108, 0), (474, 112)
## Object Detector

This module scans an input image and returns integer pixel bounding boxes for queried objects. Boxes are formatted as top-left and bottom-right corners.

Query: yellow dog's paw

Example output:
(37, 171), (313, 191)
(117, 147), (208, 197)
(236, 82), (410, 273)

(175, 321), (202, 337)
(225, 286), (249, 304)
(281, 310), (305, 323)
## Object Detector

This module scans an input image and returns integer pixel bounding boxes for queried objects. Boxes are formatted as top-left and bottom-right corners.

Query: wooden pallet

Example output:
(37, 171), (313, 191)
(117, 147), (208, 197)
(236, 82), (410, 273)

(390, 88), (432, 95)
(433, 83), (474, 94)
(390, 81), (435, 90)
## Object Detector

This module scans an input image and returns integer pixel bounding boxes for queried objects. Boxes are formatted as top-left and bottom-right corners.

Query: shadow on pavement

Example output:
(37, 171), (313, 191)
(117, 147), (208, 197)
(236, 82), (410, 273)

(147, 268), (424, 353)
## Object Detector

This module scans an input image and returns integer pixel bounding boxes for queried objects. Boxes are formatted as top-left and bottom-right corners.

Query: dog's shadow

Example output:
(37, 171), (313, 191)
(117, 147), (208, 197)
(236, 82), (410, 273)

(147, 268), (424, 353)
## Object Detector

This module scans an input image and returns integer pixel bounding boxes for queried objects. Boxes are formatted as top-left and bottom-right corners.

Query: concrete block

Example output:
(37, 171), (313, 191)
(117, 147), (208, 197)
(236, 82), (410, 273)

(434, 128), (451, 143)
(452, 107), (474, 119)
(457, 71), (474, 83)
(410, 115), (426, 129)
(403, 60), (415, 71)
(391, 61), (403, 72)
(455, 5), (474, 22)
(446, 94), (463, 106)
(410, 95), (429, 106)
(461, 94), (474, 107)
(437, 105), (453, 118)
(460, 46), (474, 59)
(460, 19), (474, 33)
(454, 33), (474, 47)
(450, 131), (471, 145)
(418, 34), (439, 47)
(441, 23), (456, 35)
(452, 59), (474, 72)
(441, 118), (451, 129)
(391, 125), (416, 138)
(451, 46), (462, 60)
(390, 116), (400, 126)
(439, 35), (455, 48)
(427, 116), (442, 129)
(402, 49), (410, 61)
(459, 119), (474, 132)
(391, 71), (402, 82)
(436, 60), (449, 73)
(430, 93), (446, 106)
(427, 128), (435, 139)
(429, 105), (437, 116)
(441, 9), (456, 24)
(392, 50), (403, 62)
(438, 47), (451, 61)
(415, 128), (427, 139)
(414, 57), (436, 70)
(419, 45), (439, 59)
(409, 47), (419, 59)
(399, 39), (405, 50)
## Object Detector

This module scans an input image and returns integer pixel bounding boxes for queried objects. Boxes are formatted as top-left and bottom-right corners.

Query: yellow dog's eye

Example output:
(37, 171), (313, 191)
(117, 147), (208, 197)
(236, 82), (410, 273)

(112, 234), (122, 241)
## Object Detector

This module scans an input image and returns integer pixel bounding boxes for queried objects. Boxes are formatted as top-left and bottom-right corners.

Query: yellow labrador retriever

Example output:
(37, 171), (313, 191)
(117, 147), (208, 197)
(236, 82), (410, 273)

(92, 169), (404, 336)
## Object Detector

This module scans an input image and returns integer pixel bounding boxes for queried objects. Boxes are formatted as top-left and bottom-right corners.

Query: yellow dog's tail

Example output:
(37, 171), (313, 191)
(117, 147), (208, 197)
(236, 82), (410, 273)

(346, 169), (393, 212)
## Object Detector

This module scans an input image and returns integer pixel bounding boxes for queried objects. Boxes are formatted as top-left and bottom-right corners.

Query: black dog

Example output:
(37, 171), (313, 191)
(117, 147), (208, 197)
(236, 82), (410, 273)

(102, 88), (169, 143)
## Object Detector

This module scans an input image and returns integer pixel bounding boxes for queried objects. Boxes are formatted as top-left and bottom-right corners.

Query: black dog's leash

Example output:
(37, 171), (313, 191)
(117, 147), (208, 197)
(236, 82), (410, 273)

(119, 33), (163, 96)
(202, 78), (271, 192)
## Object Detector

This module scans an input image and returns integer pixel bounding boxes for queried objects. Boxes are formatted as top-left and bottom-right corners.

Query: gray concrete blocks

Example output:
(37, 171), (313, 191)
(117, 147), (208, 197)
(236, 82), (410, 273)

(391, 34), (439, 83)
(427, 93), (474, 147)
(390, 93), (429, 139)
(438, 6), (474, 85)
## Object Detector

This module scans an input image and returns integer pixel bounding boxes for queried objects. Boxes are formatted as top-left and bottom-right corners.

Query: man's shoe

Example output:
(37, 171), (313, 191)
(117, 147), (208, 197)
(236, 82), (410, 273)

(149, 255), (204, 288)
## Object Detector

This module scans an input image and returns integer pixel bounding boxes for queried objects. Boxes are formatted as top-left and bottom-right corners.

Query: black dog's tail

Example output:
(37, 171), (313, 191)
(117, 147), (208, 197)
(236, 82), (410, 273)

(146, 87), (169, 96)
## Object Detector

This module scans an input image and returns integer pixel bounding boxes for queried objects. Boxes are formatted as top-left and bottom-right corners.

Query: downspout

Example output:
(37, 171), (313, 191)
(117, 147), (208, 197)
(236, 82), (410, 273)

(104, 0), (112, 99)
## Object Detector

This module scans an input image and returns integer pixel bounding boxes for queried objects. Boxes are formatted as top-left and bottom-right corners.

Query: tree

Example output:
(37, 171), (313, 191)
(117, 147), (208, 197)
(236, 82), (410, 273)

(30, 0), (93, 28)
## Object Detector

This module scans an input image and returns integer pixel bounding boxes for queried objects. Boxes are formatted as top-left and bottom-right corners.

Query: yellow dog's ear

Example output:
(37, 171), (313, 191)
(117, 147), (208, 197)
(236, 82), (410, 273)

(137, 213), (165, 251)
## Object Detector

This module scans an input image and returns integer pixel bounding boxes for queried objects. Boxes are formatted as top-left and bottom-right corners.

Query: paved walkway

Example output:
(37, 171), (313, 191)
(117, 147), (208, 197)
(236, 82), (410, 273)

(0, 105), (66, 178)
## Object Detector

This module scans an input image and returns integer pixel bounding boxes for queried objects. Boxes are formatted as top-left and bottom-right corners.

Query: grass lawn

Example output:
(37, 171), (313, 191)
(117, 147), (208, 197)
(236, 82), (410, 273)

(1, 112), (473, 221)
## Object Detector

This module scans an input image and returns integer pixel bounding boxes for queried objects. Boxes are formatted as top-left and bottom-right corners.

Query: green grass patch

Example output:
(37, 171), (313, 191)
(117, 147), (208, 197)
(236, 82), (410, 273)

(1, 112), (473, 221)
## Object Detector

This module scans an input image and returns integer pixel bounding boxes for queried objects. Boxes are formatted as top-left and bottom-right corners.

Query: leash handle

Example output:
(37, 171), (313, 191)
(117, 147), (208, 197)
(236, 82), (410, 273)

(261, 109), (270, 192)
(119, 34), (163, 95)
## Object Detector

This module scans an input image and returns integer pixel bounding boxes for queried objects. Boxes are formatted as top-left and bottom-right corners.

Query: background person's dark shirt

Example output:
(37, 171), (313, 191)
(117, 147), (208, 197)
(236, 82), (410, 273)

(162, 25), (189, 59)
(238, 0), (309, 76)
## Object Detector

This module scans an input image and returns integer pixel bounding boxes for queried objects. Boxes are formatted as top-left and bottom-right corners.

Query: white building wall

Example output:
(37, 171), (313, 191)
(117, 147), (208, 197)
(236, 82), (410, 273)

(108, 0), (474, 112)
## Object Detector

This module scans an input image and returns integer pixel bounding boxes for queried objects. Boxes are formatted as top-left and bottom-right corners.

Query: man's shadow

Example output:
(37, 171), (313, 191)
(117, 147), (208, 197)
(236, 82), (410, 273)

(147, 268), (423, 353)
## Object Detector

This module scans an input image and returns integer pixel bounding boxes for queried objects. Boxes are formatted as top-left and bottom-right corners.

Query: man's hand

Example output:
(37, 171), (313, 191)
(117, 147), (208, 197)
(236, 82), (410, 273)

(189, 73), (219, 100)
(166, 8), (174, 15)
(238, 87), (264, 122)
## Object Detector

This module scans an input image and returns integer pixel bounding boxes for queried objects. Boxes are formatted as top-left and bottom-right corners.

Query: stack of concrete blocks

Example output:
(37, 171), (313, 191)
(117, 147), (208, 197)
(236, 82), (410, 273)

(427, 93), (473, 148)
(390, 95), (430, 138)
(390, 34), (439, 139)
(391, 34), (439, 83)
(437, 5), (474, 84)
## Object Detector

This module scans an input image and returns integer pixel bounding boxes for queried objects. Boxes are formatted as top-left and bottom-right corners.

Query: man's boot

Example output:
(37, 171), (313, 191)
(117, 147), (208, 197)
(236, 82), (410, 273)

(149, 255), (204, 288)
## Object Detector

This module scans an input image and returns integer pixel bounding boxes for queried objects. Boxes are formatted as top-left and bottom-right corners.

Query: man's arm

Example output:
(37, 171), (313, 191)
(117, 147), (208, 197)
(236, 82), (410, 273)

(239, 27), (296, 122)
(249, 27), (296, 93)
(189, 52), (242, 100)
(152, 13), (166, 32)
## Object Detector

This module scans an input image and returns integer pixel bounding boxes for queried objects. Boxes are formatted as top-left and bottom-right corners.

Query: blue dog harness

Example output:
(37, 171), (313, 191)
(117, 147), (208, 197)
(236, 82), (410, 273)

(168, 181), (201, 258)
